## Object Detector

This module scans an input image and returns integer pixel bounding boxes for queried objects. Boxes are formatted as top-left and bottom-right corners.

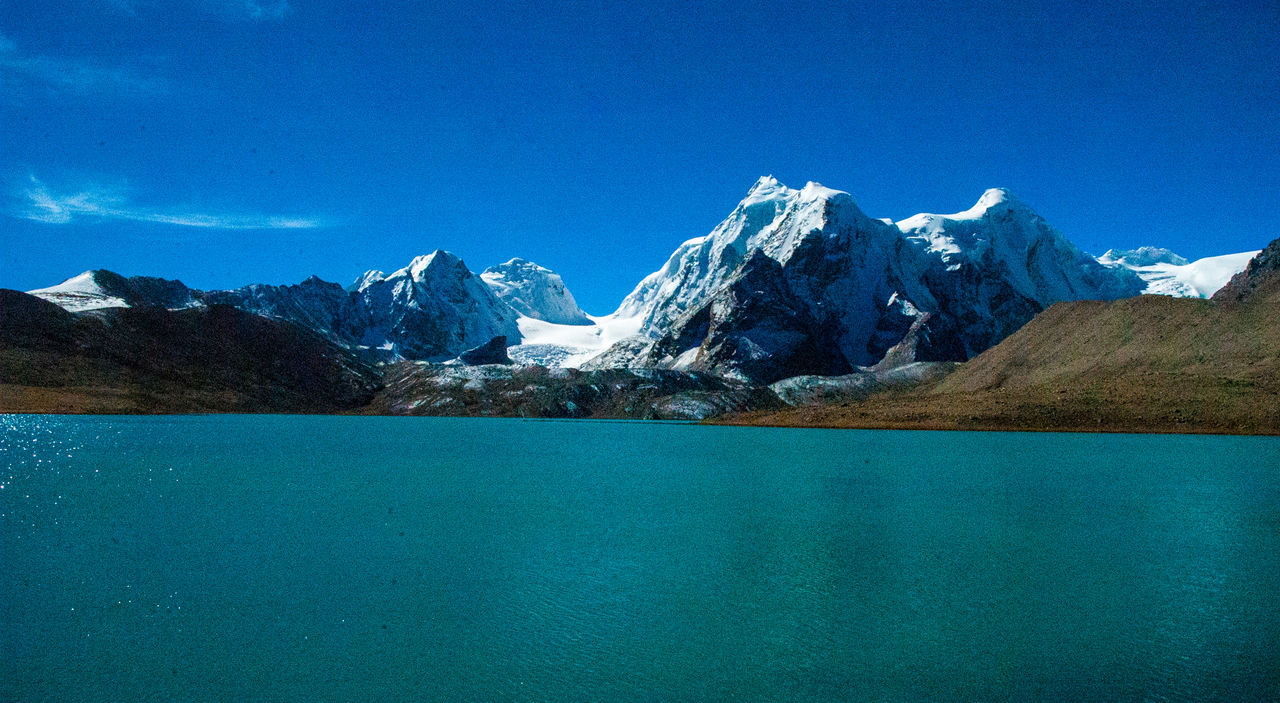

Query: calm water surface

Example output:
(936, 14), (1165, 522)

(2, 415), (1278, 701)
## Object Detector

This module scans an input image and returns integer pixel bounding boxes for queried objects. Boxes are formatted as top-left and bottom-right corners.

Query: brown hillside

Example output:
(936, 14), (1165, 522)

(720, 239), (1280, 434)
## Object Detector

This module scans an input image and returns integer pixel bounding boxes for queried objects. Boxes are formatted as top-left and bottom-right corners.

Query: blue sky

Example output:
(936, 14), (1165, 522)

(2, 0), (1277, 313)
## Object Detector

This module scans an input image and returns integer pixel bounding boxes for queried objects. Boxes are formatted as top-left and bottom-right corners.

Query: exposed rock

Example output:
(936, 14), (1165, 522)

(458, 335), (513, 365)
(769, 362), (958, 406)
(597, 179), (1143, 376)
(644, 250), (853, 383)
(1212, 236), (1280, 304)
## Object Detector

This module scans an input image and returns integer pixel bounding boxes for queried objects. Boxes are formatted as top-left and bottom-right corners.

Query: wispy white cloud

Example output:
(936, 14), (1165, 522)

(0, 33), (162, 97)
(98, 1), (291, 21)
(241, 0), (290, 21)
(14, 176), (324, 230)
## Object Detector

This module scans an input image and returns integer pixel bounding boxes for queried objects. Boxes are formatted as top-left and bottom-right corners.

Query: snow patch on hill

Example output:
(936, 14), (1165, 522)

(28, 271), (129, 312)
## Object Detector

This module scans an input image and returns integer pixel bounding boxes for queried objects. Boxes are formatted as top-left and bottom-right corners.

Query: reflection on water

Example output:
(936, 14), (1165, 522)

(2, 415), (1278, 701)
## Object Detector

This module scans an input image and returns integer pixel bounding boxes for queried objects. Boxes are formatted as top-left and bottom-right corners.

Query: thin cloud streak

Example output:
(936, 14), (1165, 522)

(0, 34), (163, 97)
(242, 0), (290, 21)
(16, 177), (324, 230)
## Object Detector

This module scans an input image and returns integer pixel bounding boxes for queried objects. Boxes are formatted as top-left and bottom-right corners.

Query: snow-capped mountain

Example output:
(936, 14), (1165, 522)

(28, 270), (200, 312)
(353, 250), (520, 359)
(592, 178), (1144, 380)
(28, 251), (542, 361)
(1097, 248), (1259, 298)
(480, 258), (591, 325)
(23, 178), (1263, 380)
(894, 188), (1142, 306)
(616, 176), (856, 335)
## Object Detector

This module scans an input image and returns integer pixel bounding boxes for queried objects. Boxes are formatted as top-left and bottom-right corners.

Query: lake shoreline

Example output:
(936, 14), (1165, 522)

(2, 403), (1277, 437)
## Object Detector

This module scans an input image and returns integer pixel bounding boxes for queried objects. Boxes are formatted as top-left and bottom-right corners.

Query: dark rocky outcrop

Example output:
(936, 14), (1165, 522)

(648, 251), (853, 383)
(1213, 235), (1280, 304)
(458, 336), (513, 365)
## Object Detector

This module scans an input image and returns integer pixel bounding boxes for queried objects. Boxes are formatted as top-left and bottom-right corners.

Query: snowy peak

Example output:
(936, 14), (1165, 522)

(896, 188), (1023, 230)
(895, 189), (1140, 306)
(480, 258), (591, 325)
(355, 249), (520, 360)
(616, 176), (879, 333)
(28, 271), (128, 312)
(392, 249), (472, 282)
(28, 269), (200, 312)
(962, 187), (1016, 218)
(746, 174), (783, 197)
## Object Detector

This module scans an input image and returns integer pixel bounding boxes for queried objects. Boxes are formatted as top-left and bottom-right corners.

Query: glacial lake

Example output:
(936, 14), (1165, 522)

(2, 415), (1278, 701)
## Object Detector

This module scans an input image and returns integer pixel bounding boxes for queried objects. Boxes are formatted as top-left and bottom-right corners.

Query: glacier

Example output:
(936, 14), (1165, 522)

(1098, 248), (1261, 298)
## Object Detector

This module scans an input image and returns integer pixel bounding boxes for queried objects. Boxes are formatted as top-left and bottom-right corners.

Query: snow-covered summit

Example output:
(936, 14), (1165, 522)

(615, 176), (869, 334)
(480, 258), (591, 325)
(593, 178), (1145, 376)
(356, 250), (519, 360)
(28, 269), (201, 312)
(1098, 249), (1258, 298)
(894, 188), (1138, 306)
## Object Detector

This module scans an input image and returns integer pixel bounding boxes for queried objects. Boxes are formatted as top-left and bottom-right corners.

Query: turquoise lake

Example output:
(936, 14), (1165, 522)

(2, 415), (1278, 701)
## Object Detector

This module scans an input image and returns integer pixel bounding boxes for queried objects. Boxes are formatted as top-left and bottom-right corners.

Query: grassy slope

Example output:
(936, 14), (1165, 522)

(721, 284), (1280, 434)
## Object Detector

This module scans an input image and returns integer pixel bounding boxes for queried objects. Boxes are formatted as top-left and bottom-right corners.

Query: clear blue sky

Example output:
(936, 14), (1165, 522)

(2, 0), (1277, 313)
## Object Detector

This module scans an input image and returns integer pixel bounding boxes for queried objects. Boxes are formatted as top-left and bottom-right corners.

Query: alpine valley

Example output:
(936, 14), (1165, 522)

(3, 178), (1274, 433)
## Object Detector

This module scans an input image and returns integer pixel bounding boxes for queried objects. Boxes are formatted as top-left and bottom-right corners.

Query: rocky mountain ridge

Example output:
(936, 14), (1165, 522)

(23, 178), (1260, 380)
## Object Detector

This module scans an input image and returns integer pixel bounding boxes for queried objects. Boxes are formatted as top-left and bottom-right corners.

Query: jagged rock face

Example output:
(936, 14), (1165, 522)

(203, 275), (364, 346)
(1213, 236), (1280, 304)
(458, 335), (513, 365)
(600, 179), (1145, 376)
(616, 177), (870, 335)
(348, 269), (386, 292)
(644, 251), (853, 383)
(480, 258), (591, 325)
(355, 250), (521, 360)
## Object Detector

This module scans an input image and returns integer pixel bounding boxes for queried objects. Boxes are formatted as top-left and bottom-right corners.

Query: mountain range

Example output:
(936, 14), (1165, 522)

(5, 177), (1269, 427)
(20, 178), (1259, 377)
